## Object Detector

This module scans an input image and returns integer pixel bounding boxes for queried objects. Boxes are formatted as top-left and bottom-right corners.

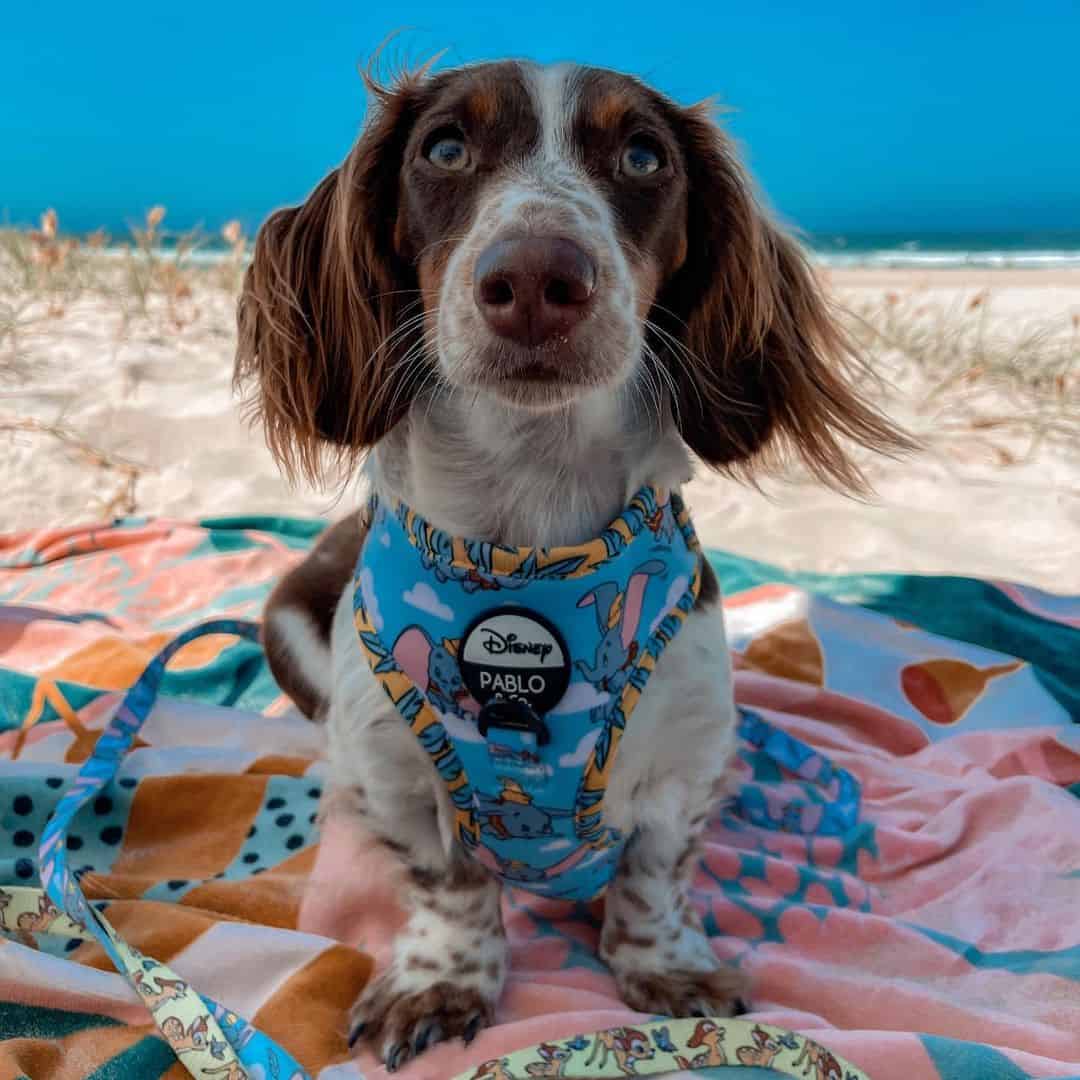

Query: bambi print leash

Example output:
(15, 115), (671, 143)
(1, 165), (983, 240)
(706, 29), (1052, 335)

(13, 619), (306, 1080)
(448, 1017), (872, 1079)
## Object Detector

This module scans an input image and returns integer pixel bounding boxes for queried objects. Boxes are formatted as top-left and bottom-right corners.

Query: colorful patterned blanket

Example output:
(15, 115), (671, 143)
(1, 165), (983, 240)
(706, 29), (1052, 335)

(1, 516), (1078, 1079)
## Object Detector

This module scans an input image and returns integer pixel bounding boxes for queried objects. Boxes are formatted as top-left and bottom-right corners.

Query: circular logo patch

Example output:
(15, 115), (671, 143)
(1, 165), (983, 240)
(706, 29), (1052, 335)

(459, 607), (571, 715)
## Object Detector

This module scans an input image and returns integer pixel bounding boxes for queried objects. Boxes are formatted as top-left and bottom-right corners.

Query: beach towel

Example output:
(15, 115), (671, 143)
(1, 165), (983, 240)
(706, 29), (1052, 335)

(1, 515), (1078, 1079)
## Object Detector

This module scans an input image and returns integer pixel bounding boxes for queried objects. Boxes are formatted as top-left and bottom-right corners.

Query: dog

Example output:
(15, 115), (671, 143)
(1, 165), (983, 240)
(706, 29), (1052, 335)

(235, 58), (909, 1069)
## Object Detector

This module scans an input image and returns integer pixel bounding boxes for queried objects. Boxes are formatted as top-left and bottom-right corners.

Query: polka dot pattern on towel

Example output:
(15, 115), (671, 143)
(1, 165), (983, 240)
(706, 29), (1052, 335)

(138, 775), (322, 902)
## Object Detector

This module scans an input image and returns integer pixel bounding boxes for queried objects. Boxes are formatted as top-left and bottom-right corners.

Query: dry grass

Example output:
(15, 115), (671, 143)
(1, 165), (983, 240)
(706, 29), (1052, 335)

(1, 209), (1077, 518)
(0, 209), (250, 517)
(838, 289), (1079, 470)
(0, 207), (248, 340)
(0, 415), (143, 518)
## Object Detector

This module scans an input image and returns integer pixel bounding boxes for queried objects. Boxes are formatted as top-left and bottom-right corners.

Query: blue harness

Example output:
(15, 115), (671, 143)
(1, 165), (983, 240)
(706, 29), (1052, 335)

(354, 487), (703, 901)
(353, 487), (862, 902)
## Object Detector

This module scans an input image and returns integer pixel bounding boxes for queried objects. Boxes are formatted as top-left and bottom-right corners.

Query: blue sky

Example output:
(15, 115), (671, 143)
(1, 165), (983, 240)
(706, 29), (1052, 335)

(2, 2), (1078, 240)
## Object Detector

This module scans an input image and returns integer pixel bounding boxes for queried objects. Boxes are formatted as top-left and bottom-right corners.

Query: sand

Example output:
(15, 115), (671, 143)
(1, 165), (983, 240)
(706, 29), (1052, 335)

(2, 262), (1078, 593)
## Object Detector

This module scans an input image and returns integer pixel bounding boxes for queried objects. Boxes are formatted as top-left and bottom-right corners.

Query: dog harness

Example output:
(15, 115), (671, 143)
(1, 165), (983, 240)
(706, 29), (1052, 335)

(353, 486), (704, 901)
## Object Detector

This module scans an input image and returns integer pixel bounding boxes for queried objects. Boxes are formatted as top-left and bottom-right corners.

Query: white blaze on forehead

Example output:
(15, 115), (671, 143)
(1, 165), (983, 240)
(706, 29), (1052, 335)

(527, 62), (578, 167)
(486, 62), (613, 232)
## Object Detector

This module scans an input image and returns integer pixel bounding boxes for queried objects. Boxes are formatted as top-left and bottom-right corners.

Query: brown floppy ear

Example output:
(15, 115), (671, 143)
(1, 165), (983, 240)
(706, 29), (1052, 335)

(235, 72), (427, 484)
(654, 104), (914, 490)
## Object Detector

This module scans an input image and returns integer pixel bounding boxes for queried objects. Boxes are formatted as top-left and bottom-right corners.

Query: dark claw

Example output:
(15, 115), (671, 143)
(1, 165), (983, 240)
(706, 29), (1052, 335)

(386, 1042), (410, 1073)
(462, 1013), (483, 1046)
(347, 1021), (366, 1049)
(413, 1021), (441, 1056)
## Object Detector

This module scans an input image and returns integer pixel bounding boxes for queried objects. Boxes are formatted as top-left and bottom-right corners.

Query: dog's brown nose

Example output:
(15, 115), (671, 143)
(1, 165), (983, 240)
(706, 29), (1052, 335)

(474, 237), (596, 347)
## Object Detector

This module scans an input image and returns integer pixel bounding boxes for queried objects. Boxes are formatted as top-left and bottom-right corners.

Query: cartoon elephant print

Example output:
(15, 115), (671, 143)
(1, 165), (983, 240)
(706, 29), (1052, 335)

(495, 857), (550, 883)
(575, 560), (665, 695)
(475, 778), (572, 839)
(419, 531), (530, 593)
(392, 625), (479, 716)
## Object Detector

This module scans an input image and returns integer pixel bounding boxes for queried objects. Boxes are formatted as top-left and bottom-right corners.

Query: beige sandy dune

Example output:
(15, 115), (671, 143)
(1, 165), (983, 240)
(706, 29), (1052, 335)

(2, 257), (1077, 593)
(690, 269), (1080, 590)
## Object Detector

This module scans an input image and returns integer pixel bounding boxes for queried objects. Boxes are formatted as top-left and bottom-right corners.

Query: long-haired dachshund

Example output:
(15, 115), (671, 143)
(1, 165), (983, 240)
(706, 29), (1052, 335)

(235, 59), (908, 1069)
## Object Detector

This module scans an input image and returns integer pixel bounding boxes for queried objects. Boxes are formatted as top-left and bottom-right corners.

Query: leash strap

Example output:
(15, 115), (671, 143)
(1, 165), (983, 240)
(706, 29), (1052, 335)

(447, 1017), (871, 1078)
(7, 619), (865, 1079)
(31, 618), (306, 1080)
(734, 708), (861, 836)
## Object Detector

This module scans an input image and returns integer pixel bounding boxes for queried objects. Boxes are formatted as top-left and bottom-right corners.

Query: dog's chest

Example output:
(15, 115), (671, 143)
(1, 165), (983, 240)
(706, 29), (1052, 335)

(341, 487), (738, 898)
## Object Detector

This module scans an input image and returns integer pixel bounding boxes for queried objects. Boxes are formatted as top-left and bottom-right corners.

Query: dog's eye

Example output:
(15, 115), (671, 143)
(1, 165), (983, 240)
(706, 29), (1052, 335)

(426, 131), (470, 172)
(620, 138), (663, 177)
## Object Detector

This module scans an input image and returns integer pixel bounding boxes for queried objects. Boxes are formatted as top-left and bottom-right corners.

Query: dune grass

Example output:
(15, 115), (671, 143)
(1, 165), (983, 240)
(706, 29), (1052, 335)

(1, 209), (1077, 516)
(0, 209), (248, 517)
(841, 288), (1078, 469)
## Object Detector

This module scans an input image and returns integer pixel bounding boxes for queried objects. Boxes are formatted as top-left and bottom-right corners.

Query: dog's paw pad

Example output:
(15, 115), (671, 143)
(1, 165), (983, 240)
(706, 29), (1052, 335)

(348, 976), (493, 1068)
(616, 966), (749, 1019)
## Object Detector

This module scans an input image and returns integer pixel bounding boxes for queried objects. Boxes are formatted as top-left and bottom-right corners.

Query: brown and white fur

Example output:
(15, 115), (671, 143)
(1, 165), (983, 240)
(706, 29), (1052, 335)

(235, 60), (908, 1070)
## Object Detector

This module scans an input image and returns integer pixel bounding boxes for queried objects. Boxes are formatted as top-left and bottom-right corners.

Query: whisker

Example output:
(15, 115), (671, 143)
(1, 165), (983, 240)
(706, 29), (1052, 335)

(368, 287), (425, 303)
(412, 233), (471, 264)
(641, 343), (677, 430)
(633, 347), (661, 430)
(366, 318), (434, 416)
(382, 339), (436, 419)
(646, 299), (692, 333)
(645, 318), (751, 413)
(645, 316), (756, 412)
(374, 308), (430, 352)
(643, 319), (703, 414)
(645, 343), (680, 412)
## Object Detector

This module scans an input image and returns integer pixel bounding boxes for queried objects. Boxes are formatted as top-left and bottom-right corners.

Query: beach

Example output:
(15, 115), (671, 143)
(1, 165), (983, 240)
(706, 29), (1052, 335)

(2, 239), (1077, 593)
(692, 266), (1080, 590)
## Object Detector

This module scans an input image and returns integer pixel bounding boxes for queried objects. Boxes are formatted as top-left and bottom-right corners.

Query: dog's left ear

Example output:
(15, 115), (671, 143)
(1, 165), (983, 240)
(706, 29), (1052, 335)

(234, 69), (428, 485)
(654, 104), (914, 489)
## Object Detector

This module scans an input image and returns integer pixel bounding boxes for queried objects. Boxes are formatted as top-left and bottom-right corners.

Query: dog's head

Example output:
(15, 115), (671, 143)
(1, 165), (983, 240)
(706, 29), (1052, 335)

(236, 60), (908, 486)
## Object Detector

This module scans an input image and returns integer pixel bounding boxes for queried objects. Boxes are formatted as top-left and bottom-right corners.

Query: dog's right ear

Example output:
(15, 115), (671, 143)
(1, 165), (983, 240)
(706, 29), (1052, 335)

(235, 73), (426, 483)
(655, 102), (915, 491)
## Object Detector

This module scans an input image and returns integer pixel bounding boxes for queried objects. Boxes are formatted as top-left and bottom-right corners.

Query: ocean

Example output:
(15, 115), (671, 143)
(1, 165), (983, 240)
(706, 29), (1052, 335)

(806, 231), (1080, 269)
(172, 230), (1080, 269)
(8, 216), (1080, 271)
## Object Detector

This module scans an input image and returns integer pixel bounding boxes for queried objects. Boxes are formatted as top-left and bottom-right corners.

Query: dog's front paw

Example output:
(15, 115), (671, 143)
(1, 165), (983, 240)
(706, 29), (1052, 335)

(349, 973), (494, 1071)
(615, 966), (749, 1019)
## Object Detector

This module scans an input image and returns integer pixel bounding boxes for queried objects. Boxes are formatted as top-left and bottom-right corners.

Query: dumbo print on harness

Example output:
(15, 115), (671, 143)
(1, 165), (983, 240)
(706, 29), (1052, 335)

(575, 559), (665, 694)
(353, 487), (704, 900)
(352, 485), (863, 900)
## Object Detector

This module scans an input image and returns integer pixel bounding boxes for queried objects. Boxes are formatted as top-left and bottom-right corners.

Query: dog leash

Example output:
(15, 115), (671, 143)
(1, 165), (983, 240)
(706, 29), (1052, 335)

(4, 618), (864, 1079)
(734, 708), (861, 836)
(448, 1018), (871, 1078)
(18, 619), (303, 1080)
